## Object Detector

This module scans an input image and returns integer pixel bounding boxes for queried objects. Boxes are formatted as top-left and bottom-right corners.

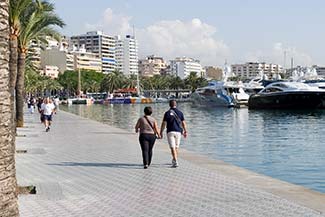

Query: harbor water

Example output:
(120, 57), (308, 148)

(61, 103), (325, 193)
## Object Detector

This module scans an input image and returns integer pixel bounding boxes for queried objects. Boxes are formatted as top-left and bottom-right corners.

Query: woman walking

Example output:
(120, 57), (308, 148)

(135, 106), (161, 169)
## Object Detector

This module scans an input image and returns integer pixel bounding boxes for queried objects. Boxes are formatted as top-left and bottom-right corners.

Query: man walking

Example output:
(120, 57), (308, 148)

(160, 100), (188, 167)
(41, 97), (55, 132)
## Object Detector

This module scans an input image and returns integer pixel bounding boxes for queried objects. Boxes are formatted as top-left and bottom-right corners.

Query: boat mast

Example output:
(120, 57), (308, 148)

(133, 24), (140, 96)
(136, 72), (140, 96)
(77, 68), (81, 97)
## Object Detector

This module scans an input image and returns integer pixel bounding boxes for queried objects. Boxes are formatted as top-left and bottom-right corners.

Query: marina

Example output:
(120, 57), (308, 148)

(62, 103), (325, 194)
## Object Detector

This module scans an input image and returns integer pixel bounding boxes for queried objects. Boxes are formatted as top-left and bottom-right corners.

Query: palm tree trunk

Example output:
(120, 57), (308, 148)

(0, 0), (19, 216)
(9, 36), (18, 95)
(16, 50), (26, 127)
(9, 36), (18, 125)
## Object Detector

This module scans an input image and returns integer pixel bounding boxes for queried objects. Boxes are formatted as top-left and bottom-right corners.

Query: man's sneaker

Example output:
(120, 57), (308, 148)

(45, 127), (50, 132)
(172, 159), (179, 168)
(144, 165), (148, 169)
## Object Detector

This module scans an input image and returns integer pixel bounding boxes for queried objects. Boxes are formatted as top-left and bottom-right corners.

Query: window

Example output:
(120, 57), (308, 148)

(262, 87), (282, 93)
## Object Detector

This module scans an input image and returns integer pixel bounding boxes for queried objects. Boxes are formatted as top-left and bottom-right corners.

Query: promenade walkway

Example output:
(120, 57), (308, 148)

(16, 111), (324, 217)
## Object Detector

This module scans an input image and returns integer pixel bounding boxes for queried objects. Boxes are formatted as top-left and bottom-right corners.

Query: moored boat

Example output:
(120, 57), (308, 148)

(191, 81), (249, 107)
(248, 82), (325, 109)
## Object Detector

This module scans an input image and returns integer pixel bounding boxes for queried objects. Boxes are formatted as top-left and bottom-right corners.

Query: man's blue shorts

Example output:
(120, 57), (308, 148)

(44, 115), (52, 121)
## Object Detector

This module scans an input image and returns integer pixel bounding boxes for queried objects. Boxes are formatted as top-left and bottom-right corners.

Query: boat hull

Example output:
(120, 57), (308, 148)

(191, 92), (234, 107)
(105, 97), (154, 104)
(248, 92), (325, 109)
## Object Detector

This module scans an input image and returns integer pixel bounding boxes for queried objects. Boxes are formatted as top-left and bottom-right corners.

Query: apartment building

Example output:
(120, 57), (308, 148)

(70, 31), (116, 73)
(231, 62), (283, 79)
(169, 57), (204, 79)
(28, 40), (42, 71)
(72, 49), (102, 72)
(41, 46), (102, 73)
(138, 55), (167, 77)
(115, 35), (139, 76)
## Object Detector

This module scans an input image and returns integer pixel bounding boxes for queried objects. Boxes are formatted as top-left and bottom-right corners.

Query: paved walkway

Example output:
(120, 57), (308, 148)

(16, 111), (324, 217)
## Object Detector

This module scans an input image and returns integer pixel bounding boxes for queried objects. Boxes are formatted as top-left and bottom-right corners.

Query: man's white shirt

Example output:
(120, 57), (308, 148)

(41, 103), (55, 115)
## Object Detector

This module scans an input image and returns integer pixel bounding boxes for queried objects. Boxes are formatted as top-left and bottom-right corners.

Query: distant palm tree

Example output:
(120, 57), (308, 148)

(123, 74), (137, 89)
(184, 71), (208, 92)
(100, 70), (125, 93)
(15, 0), (64, 127)
(83, 80), (100, 93)
(0, 0), (19, 215)
(168, 75), (185, 90)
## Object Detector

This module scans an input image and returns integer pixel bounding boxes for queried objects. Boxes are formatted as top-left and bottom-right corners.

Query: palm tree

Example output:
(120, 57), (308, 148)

(57, 70), (78, 97)
(123, 74), (137, 89)
(15, 0), (64, 127)
(100, 70), (125, 93)
(0, 0), (19, 215)
(184, 72), (208, 92)
(9, 0), (33, 99)
(168, 75), (185, 90)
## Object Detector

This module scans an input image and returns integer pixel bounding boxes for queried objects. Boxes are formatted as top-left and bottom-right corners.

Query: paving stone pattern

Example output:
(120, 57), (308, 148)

(16, 111), (324, 217)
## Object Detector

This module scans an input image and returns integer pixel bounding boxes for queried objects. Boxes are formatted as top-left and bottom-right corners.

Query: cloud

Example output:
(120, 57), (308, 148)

(137, 19), (230, 66)
(85, 8), (230, 66)
(85, 8), (132, 36)
(244, 43), (313, 67)
(271, 42), (312, 67)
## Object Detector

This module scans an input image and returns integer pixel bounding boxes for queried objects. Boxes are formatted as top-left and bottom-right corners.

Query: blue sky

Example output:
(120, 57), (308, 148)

(50, 0), (325, 67)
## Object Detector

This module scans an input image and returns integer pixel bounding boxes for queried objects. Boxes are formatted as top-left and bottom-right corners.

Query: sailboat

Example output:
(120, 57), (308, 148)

(68, 68), (93, 105)
(105, 73), (154, 104)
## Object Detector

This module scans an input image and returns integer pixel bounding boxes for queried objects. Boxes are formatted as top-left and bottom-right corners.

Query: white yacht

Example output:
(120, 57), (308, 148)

(192, 63), (249, 107)
(297, 67), (325, 89)
(191, 81), (249, 107)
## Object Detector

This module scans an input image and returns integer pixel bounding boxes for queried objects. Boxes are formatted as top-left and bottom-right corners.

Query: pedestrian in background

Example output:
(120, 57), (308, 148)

(160, 100), (188, 168)
(41, 97), (55, 132)
(54, 97), (60, 113)
(135, 106), (161, 169)
(37, 97), (44, 123)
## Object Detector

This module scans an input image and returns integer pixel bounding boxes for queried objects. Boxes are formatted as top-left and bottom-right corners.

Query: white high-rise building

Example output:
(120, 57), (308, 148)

(70, 31), (116, 73)
(169, 57), (204, 79)
(115, 35), (138, 76)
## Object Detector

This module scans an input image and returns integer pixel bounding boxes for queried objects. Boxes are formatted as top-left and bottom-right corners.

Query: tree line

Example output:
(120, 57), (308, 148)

(60, 70), (208, 95)
(1, 0), (64, 215)
(26, 69), (209, 98)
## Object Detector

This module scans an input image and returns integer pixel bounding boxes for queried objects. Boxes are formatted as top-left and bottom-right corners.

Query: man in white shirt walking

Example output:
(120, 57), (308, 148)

(41, 97), (56, 132)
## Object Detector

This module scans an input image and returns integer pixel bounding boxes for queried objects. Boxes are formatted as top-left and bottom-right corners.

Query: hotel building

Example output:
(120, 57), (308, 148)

(169, 57), (204, 79)
(70, 31), (116, 73)
(115, 35), (138, 76)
